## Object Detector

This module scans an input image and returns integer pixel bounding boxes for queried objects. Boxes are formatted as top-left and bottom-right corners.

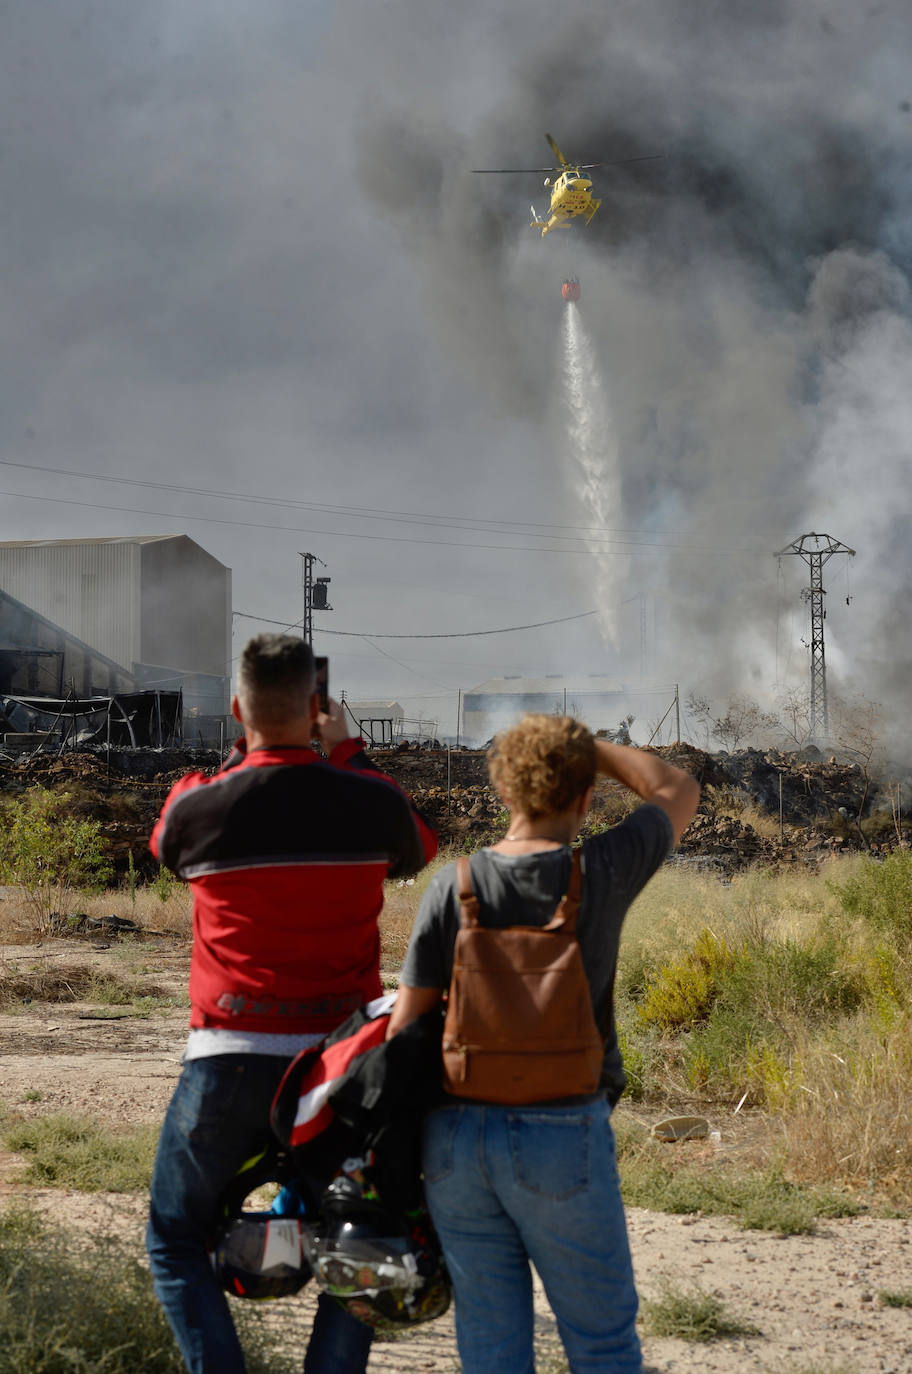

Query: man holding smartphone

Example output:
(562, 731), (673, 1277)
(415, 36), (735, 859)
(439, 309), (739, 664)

(146, 634), (437, 1374)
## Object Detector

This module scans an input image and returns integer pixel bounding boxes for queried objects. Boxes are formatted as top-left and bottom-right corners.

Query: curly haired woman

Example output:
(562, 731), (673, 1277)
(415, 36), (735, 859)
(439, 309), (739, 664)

(387, 716), (699, 1374)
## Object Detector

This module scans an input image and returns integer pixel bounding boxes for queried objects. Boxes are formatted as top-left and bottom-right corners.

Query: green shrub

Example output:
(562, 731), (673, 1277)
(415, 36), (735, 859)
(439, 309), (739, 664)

(637, 929), (736, 1032)
(831, 851), (912, 943)
(681, 937), (864, 1100)
(641, 1283), (758, 1341)
(879, 1289), (912, 1308)
(616, 1023), (647, 1101)
(0, 1209), (289, 1374)
(0, 789), (113, 933)
(151, 864), (177, 902)
(723, 938), (863, 1024)
(126, 850), (138, 912)
(855, 941), (910, 1021)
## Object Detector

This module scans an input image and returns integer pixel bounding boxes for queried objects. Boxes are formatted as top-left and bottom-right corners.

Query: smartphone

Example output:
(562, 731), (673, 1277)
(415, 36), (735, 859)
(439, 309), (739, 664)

(314, 656), (329, 714)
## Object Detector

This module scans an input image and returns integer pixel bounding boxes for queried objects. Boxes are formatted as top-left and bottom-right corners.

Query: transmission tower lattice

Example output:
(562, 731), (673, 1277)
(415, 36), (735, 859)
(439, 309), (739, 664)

(775, 532), (855, 741)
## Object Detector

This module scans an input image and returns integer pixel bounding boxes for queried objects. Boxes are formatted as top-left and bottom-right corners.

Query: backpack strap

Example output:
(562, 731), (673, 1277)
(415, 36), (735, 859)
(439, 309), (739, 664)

(544, 849), (584, 934)
(459, 849), (583, 934)
(455, 856), (481, 929)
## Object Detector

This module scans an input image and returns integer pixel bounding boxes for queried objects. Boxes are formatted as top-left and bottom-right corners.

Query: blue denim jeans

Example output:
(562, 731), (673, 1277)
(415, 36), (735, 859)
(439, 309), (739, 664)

(423, 1100), (641, 1374)
(146, 1054), (372, 1374)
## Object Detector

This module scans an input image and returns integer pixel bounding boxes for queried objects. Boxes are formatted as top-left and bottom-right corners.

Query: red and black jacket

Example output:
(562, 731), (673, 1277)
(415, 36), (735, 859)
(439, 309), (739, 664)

(151, 738), (436, 1035)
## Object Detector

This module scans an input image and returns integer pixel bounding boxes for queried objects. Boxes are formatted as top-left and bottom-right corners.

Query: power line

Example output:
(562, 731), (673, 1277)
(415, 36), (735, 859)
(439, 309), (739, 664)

(0, 456), (768, 543)
(233, 608), (602, 639)
(0, 484), (755, 556)
(358, 636), (454, 690)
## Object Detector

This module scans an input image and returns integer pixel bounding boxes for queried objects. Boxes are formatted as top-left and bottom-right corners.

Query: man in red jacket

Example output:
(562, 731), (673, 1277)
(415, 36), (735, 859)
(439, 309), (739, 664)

(146, 634), (437, 1374)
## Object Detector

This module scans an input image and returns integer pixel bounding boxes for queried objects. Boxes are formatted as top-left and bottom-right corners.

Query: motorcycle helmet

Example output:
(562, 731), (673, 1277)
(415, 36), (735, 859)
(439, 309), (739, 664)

(213, 1212), (311, 1300)
(210, 1146), (312, 1300)
(303, 1157), (451, 1332)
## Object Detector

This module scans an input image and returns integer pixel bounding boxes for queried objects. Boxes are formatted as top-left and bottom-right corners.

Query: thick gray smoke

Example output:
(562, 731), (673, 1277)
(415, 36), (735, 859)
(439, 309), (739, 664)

(343, 0), (912, 754)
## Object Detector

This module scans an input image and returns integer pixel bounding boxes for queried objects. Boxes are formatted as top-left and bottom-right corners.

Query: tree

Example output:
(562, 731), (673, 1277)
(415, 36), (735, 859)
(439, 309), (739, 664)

(0, 788), (113, 934)
(776, 686), (815, 749)
(686, 693), (778, 752)
(830, 694), (885, 834)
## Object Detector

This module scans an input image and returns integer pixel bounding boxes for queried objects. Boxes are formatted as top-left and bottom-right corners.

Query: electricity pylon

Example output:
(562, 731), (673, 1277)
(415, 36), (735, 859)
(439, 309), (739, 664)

(775, 532), (855, 741)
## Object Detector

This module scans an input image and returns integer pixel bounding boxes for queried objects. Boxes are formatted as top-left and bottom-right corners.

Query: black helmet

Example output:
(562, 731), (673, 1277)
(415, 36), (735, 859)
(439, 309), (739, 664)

(212, 1212), (312, 1300)
(303, 1161), (450, 1332)
(210, 1146), (312, 1301)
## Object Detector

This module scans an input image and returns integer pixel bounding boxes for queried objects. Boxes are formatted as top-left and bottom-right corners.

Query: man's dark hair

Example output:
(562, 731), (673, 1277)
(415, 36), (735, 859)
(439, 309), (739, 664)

(237, 635), (315, 725)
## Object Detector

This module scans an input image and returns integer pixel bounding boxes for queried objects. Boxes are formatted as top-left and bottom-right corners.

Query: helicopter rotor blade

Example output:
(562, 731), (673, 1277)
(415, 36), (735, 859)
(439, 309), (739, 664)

(471, 154), (663, 174)
(580, 155), (664, 169)
(545, 133), (569, 167)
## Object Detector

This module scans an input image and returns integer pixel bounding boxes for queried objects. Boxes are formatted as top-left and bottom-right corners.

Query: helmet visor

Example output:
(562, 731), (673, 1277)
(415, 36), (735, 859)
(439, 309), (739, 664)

(305, 1234), (420, 1296)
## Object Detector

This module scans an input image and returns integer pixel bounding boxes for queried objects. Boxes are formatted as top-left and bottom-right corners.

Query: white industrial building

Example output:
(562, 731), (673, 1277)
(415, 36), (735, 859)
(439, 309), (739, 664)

(461, 675), (677, 746)
(0, 535), (231, 720)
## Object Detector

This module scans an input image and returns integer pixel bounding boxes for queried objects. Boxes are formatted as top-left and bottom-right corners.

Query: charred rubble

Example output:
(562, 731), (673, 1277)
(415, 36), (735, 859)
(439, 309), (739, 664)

(0, 741), (906, 880)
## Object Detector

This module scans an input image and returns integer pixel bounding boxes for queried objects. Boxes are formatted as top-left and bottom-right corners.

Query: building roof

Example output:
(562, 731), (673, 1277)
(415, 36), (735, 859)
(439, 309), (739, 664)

(343, 699), (405, 717)
(0, 535), (190, 548)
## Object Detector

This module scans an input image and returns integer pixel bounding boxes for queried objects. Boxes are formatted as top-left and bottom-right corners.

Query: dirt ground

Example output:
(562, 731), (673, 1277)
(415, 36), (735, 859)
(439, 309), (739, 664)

(2, 937), (911, 1373)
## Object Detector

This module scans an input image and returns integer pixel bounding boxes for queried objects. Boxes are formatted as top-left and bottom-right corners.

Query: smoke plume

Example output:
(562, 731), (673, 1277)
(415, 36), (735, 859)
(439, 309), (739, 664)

(344, 0), (912, 750)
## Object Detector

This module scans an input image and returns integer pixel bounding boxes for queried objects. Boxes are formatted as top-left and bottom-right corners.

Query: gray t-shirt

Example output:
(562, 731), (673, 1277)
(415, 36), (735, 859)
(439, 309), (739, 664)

(400, 803), (674, 1103)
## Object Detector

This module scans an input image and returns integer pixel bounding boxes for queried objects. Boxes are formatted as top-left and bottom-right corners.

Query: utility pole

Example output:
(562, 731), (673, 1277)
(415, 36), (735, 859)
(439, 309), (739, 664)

(775, 532), (855, 742)
(299, 553), (331, 646)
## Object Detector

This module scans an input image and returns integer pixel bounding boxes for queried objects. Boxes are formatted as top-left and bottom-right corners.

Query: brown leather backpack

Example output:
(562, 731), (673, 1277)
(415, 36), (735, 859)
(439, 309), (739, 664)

(441, 850), (604, 1104)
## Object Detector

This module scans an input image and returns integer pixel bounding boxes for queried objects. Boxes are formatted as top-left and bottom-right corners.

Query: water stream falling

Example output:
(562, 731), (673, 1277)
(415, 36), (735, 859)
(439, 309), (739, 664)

(559, 303), (625, 644)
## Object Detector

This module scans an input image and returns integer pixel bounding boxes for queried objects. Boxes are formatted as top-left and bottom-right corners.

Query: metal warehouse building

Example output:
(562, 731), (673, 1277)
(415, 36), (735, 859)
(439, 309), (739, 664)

(0, 535), (231, 718)
(462, 675), (676, 746)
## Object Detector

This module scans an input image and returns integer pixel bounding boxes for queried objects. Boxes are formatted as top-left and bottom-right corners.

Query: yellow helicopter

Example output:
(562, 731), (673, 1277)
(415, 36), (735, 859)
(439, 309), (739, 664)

(473, 133), (659, 238)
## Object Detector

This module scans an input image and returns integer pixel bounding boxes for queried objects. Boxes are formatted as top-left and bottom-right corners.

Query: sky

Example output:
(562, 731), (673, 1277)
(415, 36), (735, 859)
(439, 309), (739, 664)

(1, 0), (910, 749)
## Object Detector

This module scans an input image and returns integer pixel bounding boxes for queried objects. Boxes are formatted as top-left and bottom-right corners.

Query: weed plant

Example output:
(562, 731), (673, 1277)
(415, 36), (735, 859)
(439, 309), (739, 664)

(615, 1130), (856, 1234)
(829, 849), (912, 942)
(0, 1206), (290, 1374)
(878, 1289), (912, 1307)
(640, 1283), (759, 1342)
(2, 1114), (160, 1191)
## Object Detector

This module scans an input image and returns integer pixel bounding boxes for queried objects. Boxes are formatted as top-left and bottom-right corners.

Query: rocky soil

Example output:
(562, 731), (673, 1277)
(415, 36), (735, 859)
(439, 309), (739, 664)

(0, 740), (903, 878)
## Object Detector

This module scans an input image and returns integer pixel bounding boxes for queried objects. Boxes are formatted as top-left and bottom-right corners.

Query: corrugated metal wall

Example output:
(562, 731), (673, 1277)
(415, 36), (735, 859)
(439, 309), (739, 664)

(0, 542), (142, 670)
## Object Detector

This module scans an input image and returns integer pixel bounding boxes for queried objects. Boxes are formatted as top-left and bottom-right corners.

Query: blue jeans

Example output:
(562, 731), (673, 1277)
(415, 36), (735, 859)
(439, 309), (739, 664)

(423, 1100), (641, 1374)
(146, 1054), (373, 1374)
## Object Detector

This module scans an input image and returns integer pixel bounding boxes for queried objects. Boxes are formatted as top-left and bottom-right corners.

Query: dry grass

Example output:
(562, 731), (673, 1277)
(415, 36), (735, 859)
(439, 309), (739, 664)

(79, 886), (193, 937)
(379, 848), (457, 968)
(622, 858), (860, 962)
(0, 884), (193, 944)
(774, 1013), (912, 1205)
(0, 958), (168, 1010)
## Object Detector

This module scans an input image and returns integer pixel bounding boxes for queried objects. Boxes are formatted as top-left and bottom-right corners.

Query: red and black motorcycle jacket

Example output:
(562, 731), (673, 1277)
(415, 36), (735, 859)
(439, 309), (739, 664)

(150, 737), (437, 1035)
